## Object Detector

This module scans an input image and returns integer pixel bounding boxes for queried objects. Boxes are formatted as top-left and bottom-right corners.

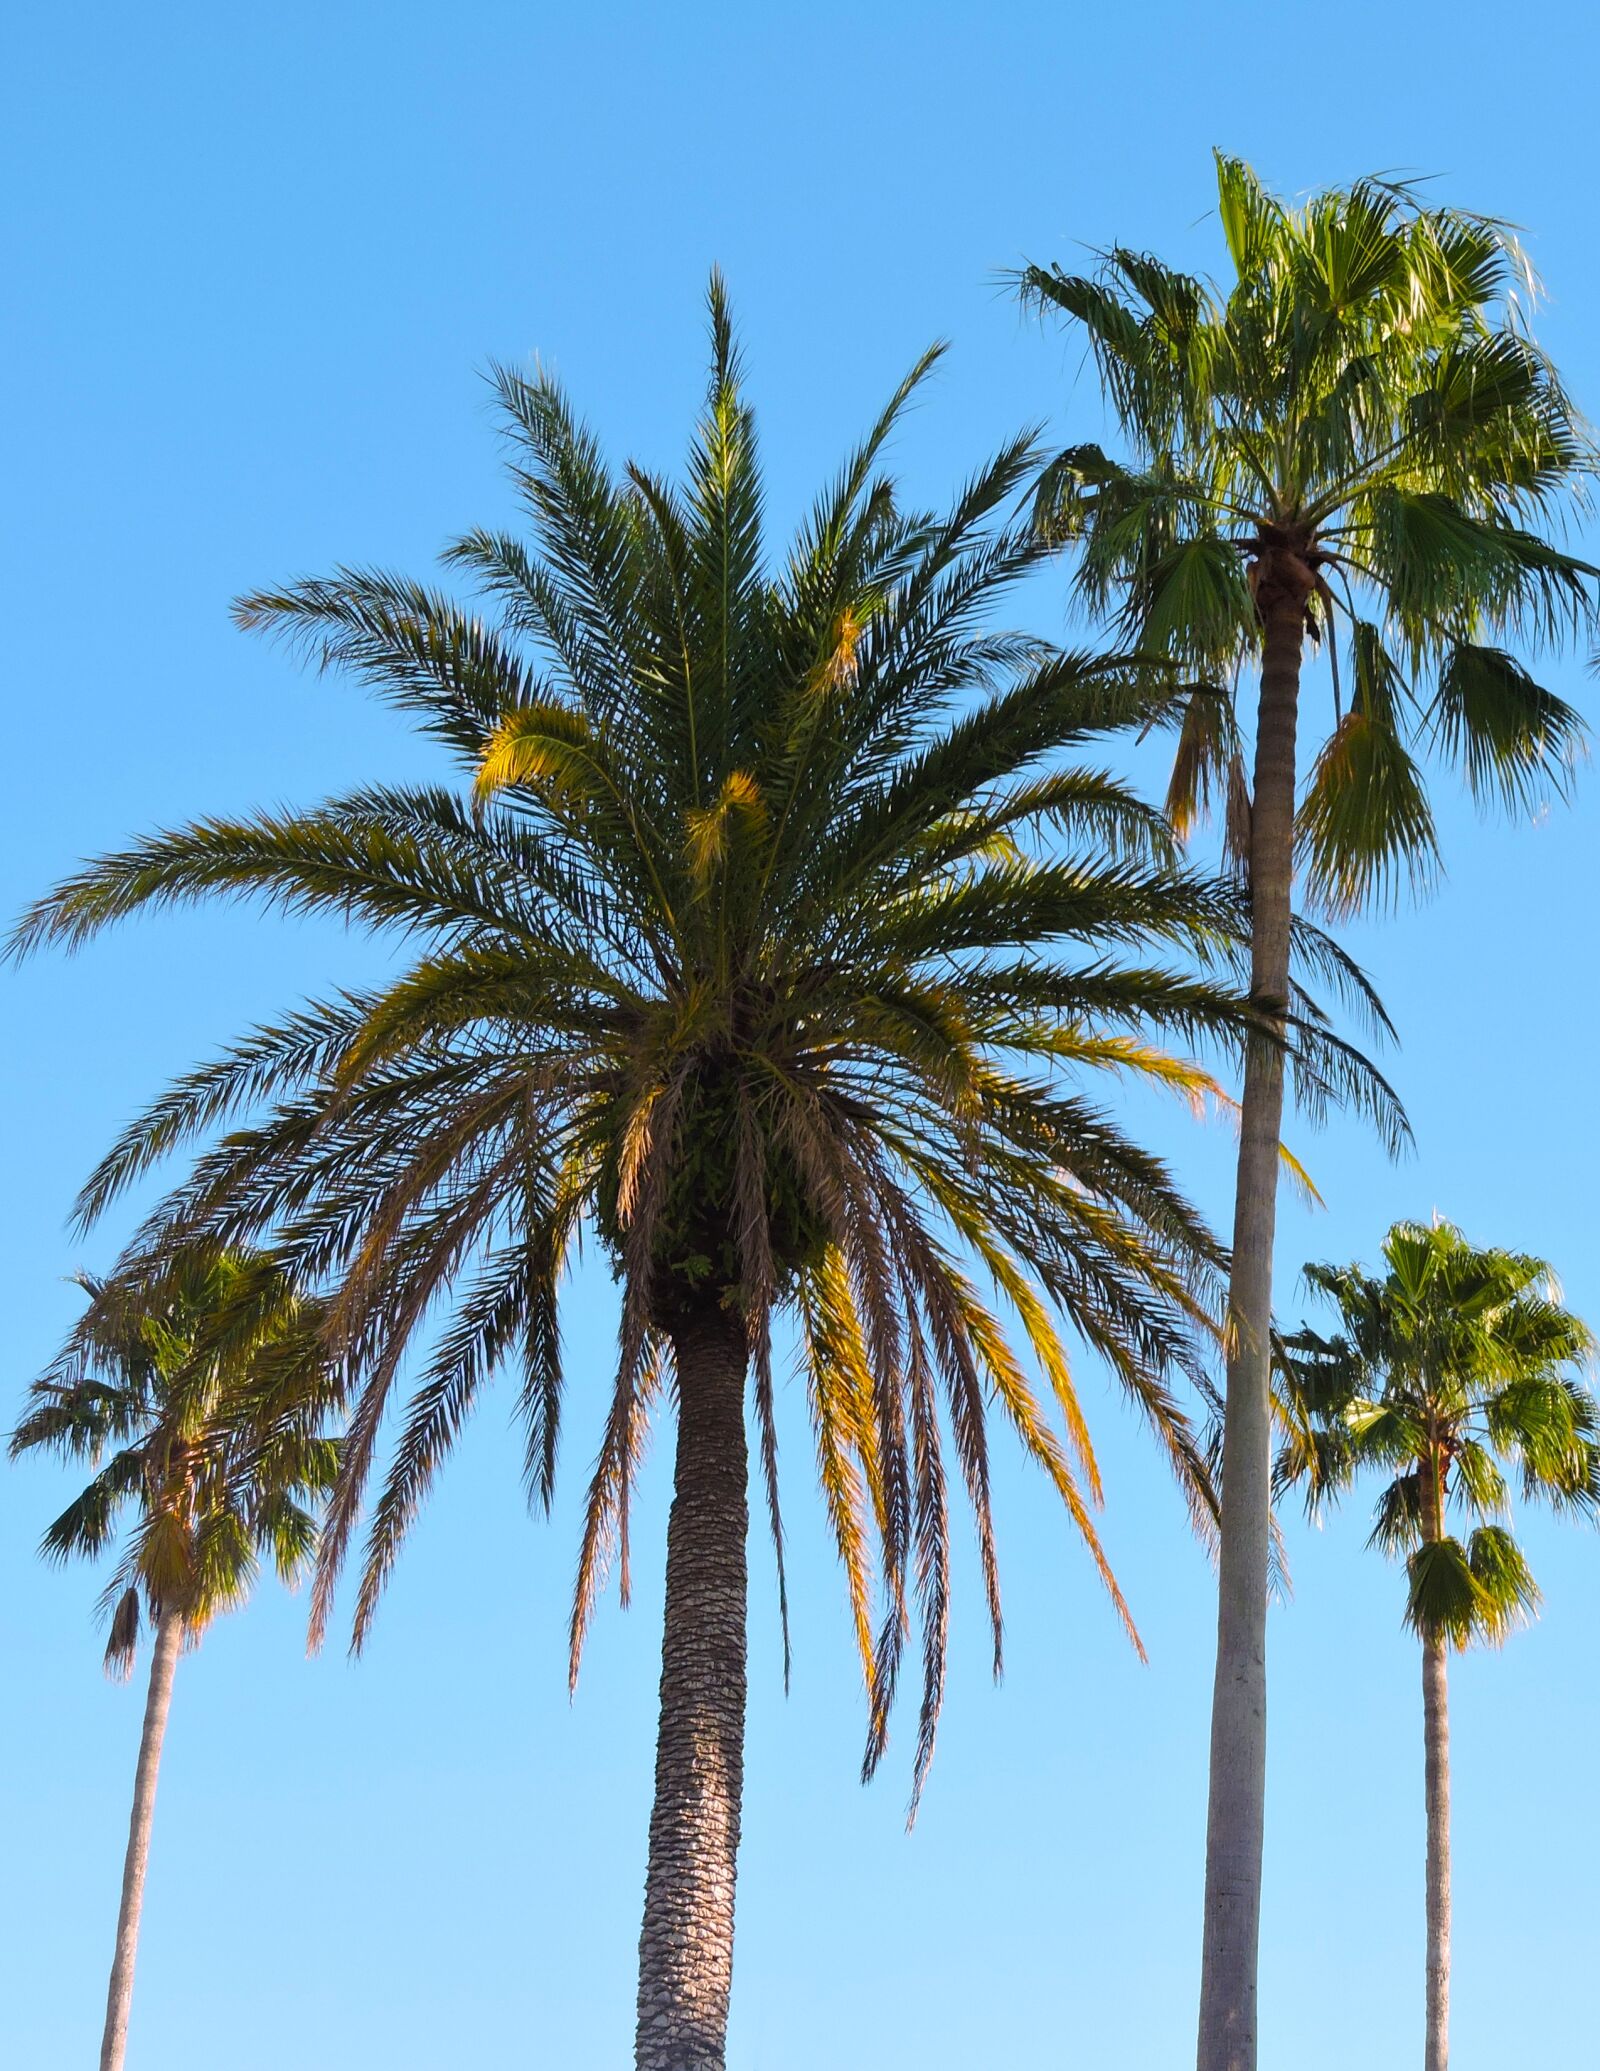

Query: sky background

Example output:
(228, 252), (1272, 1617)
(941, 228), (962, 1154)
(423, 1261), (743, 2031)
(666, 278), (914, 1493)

(6, 4), (1599, 2065)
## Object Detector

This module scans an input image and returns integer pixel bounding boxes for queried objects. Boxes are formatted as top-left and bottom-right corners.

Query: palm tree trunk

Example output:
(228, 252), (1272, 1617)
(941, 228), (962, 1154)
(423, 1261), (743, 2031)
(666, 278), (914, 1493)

(1422, 1628), (1451, 2071)
(1419, 1456), (1451, 2071)
(634, 1300), (750, 2071)
(100, 1605), (182, 2071)
(1196, 575), (1307, 2071)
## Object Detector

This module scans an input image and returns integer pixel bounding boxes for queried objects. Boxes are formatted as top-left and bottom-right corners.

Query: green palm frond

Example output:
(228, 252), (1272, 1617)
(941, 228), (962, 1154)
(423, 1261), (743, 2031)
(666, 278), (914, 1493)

(1298, 623), (1439, 915)
(1405, 1536), (1483, 1648)
(1429, 645), (1585, 812)
(232, 570), (545, 767)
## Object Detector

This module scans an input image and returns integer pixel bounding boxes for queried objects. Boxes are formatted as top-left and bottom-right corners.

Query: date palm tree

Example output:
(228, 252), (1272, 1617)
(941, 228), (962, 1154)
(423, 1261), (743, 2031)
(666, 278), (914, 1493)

(10, 1250), (339, 2071)
(10, 280), (1387, 2069)
(1018, 156), (1596, 2071)
(1277, 1220), (1599, 2071)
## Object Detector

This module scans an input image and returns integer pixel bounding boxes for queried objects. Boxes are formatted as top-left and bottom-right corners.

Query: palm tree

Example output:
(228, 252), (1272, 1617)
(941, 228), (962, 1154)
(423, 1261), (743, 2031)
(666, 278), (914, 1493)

(10, 1250), (339, 2071)
(11, 280), (1385, 2070)
(1017, 156), (1597, 2071)
(1277, 1220), (1599, 2071)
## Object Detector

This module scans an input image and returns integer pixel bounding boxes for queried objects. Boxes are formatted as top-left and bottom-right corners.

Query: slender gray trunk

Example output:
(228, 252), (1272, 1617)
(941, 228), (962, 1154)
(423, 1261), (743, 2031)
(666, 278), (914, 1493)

(634, 1301), (750, 2071)
(1422, 1629), (1451, 2071)
(1415, 1448), (1452, 2071)
(100, 1606), (182, 2071)
(1196, 579), (1306, 2071)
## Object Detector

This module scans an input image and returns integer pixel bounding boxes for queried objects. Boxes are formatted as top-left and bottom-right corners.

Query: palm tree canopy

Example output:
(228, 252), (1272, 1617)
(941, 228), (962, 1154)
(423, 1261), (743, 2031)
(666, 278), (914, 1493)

(11, 278), (1392, 1794)
(1278, 1219), (1600, 1648)
(10, 1250), (341, 1672)
(1019, 153), (1598, 912)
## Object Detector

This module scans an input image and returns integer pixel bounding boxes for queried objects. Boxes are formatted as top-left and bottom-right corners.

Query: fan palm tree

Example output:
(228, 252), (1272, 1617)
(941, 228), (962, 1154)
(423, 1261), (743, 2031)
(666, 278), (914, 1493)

(1277, 1220), (1599, 2071)
(1017, 156), (1597, 2071)
(10, 280), (1391, 2069)
(10, 1249), (339, 2071)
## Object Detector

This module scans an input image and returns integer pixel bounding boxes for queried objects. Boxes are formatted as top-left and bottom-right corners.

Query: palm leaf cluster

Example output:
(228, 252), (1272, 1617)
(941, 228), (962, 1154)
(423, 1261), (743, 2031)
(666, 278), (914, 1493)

(10, 1251), (340, 1669)
(1020, 153), (1597, 911)
(1277, 1219), (1600, 1646)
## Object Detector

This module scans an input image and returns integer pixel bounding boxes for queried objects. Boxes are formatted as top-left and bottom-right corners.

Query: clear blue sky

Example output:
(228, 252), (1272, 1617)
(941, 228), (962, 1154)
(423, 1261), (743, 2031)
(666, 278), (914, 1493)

(6, 4), (1598, 2065)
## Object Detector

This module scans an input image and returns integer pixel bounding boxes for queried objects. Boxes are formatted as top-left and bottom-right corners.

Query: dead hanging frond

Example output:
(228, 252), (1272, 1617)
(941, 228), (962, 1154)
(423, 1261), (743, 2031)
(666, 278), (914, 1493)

(615, 1082), (664, 1229)
(103, 1584), (142, 1680)
(616, 1060), (690, 1377)
(1224, 752), (1253, 879)
(1165, 686), (1241, 843)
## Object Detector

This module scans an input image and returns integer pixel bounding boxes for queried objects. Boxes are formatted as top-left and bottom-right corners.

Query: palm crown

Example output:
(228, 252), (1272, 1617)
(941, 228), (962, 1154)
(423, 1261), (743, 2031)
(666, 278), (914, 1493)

(7, 279), (1297, 1792)
(1278, 1219), (1600, 1645)
(1020, 152), (1596, 909)
(11, 1250), (340, 1670)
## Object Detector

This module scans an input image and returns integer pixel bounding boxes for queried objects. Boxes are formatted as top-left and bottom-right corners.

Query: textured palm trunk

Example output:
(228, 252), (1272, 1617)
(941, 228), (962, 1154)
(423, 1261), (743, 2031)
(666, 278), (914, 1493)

(100, 1605), (182, 2071)
(1196, 577), (1306, 2071)
(1422, 1628), (1451, 2071)
(634, 1300), (750, 2071)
